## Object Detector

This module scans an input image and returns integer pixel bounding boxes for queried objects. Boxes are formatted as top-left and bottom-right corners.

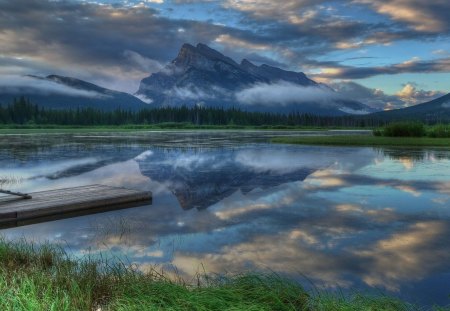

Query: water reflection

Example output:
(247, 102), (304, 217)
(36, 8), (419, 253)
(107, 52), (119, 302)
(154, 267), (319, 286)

(0, 132), (449, 306)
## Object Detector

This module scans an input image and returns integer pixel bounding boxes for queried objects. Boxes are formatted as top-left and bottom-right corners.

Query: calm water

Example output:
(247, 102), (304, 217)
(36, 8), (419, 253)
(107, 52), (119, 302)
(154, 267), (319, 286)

(0, 131), (449, 306)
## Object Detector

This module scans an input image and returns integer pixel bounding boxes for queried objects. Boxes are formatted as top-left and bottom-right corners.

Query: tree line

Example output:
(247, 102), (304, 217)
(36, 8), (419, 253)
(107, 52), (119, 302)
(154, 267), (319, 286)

(0, 97), (387, 127)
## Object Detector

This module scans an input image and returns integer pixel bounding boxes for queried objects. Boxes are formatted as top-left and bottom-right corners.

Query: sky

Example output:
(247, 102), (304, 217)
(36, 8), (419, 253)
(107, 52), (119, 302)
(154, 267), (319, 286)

(0, 0), (449, 109)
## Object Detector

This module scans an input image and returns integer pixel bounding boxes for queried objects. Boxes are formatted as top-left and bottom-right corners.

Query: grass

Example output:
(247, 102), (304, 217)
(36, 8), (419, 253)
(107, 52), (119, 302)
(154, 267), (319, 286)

(0, 123), (363, 134)
(380, 122), (426, 137)
(372, 122), (450, 138)
(0, 239), (448, 310)
(272, 135), (450, 147)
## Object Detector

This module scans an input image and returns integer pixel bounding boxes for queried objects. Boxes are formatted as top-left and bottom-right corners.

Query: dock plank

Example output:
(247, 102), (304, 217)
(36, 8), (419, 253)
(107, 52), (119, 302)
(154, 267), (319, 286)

(0, 187), (136, 211)
(0, 185), (152, 222)
(0, 188), (139, 211)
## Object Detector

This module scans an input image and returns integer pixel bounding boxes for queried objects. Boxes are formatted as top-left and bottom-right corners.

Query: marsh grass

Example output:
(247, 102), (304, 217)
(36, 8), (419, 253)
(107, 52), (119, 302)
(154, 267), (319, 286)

(381, 122), (426, 137)
(371, 122), (450, 138)
(272, 135), (450, 147)
(428, 124), (450, 138)
(0, 239), (447, 310)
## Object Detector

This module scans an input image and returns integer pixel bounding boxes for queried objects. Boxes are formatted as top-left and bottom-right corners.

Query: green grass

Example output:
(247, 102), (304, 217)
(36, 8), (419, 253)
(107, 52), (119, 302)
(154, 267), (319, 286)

(379, 122), (426, 137)
(272, 135), (450, 147)
(0, 239), (448, 310)
(372, 122), (450, 138)
(0, 124), (361, 134)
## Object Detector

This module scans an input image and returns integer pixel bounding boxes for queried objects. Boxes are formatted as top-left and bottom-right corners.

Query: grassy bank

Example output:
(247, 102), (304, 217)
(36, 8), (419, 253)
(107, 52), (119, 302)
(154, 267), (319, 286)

(0, 239), (446, 310)
(272, 135), (450, 147)
(0, 124), (365, 134)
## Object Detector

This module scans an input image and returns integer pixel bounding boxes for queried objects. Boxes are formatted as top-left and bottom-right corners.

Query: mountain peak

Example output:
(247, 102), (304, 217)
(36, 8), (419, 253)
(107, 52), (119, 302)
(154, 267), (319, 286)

(241, 59), (257, 69)
(172, 42), (240, 70)
(136, 42), (370, 115)
(195, 43), (229, 60)
(179, 43), (195, 52)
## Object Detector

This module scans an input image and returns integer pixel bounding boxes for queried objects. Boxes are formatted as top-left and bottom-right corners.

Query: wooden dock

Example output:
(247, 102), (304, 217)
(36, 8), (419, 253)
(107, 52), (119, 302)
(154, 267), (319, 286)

(0, 184), (152, 223)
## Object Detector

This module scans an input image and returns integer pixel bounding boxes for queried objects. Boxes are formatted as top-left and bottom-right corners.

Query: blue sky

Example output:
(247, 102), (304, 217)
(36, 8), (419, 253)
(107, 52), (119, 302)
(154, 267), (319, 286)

(0, 0), (449, 109)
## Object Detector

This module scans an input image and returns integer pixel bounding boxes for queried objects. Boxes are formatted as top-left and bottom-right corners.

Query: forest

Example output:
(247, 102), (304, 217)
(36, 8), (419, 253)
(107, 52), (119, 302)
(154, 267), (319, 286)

(0, 97), (388, 127)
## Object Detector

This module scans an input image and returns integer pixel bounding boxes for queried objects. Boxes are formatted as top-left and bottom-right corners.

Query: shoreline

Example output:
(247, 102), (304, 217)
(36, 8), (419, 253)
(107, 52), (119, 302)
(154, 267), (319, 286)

(0, 125), (370, 134)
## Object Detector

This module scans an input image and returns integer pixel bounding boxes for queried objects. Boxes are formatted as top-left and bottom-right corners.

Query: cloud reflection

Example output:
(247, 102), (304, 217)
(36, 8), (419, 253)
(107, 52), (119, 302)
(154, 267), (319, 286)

(0, 135), (449, 306)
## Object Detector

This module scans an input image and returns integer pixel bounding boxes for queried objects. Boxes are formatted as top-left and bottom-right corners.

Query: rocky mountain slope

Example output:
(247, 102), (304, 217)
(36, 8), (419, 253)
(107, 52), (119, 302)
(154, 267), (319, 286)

(136, 43), (372, 115)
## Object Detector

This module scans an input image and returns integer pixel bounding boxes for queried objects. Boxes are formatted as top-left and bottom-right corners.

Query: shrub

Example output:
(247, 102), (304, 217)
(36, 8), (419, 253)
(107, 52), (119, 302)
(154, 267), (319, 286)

(382, 121), (426, 137)
(428, 124), (450, 138)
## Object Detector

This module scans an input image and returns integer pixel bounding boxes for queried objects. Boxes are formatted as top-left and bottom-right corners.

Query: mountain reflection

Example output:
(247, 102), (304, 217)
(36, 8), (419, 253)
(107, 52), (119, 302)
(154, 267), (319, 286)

(0, 133), (449, 306)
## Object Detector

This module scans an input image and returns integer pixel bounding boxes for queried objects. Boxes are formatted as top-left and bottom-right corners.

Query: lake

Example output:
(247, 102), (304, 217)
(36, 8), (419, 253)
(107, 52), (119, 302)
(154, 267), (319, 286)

(0, 131), (449, 307)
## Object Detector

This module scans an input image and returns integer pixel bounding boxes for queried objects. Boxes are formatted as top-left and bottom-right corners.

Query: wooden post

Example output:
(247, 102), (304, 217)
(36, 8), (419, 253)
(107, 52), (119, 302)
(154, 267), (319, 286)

(0, 189), (32, 199)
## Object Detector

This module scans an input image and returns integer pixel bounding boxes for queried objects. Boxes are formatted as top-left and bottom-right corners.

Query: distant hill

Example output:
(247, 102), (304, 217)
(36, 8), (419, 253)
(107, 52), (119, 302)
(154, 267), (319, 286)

(0, 75), (149, 111)
(136, 43), (373, 116)
(370, 93), (450, 122)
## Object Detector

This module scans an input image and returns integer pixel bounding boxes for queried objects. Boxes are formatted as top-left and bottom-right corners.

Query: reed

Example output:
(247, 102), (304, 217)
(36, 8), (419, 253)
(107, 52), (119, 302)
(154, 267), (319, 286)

(0, 239), (447, 310)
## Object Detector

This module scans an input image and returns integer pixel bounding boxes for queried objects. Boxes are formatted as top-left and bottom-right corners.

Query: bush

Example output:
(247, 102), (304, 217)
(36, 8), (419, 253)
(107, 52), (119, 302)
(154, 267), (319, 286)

(428, 124), (450, 138)
(382, 121), (426, 137)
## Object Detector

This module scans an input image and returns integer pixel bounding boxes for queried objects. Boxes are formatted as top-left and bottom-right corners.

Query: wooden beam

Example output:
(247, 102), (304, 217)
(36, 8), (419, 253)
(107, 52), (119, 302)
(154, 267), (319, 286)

(0, 189), (32, 199)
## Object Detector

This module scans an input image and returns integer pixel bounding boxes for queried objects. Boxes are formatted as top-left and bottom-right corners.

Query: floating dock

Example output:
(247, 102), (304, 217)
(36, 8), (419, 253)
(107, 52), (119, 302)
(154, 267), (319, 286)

(0, 184), (152, 223)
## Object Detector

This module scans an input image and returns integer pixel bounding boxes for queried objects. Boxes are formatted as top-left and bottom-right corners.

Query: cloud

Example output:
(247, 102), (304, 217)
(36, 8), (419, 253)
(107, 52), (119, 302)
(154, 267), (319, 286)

(214, 34), (270, 51)
(355, 221), (450, 291)
(235, 82), (338, 107)
(235, 148), (338, 174)
(223, 0), (325, 24)
(355, 0), (450, 32)
(330, 81), (401, 110)
(0, 0), (448, 96)
(134, 94), (154, 104)
(171, 229), (352, 287)
(0, 0), (232, 92)
(123, 50), (166, 74)
(432, 49), (449, 56)
(396, 82), (445, 106)
(123, 50), (183, 77)
(165, 85), (216, 100)
(0, 75), (108, 98)
(315, 57), (450, 80)
(331, 81), (446, 110)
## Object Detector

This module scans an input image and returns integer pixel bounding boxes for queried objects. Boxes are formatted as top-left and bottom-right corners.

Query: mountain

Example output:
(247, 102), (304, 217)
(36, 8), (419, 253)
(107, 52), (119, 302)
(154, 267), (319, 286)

(136, 43), (372, 115)
(137, 148), (316, 210)
(0, 75), (149, 111)
(370, 93), (450, 122)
